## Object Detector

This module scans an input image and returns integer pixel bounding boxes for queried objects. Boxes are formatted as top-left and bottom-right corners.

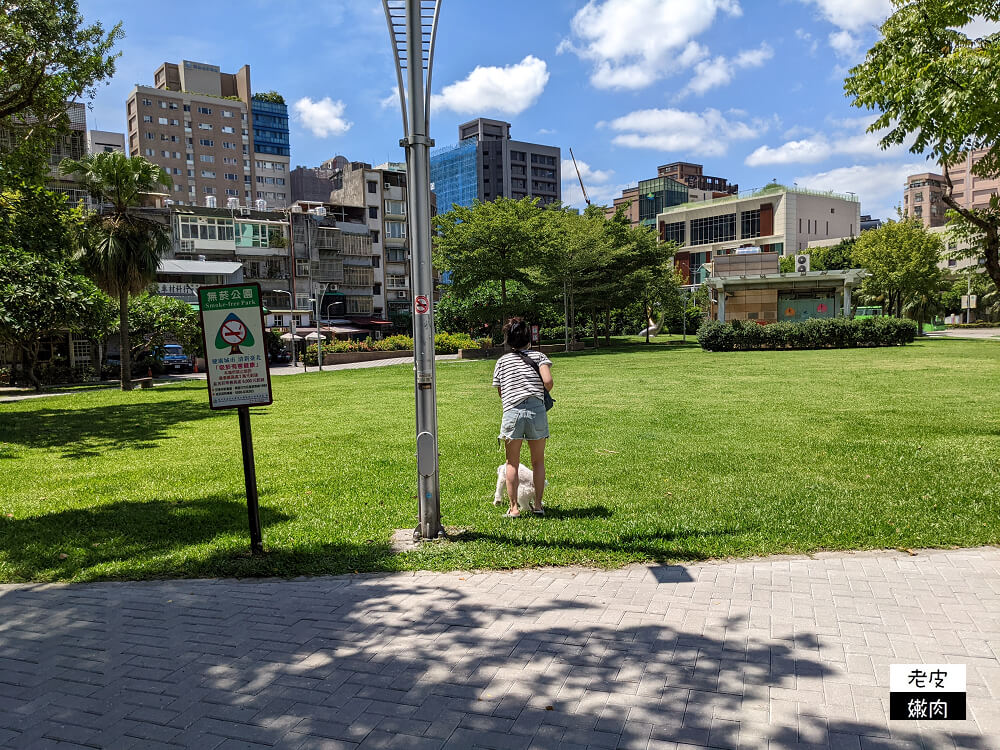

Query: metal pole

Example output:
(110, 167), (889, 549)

(385, 0), (443, 540)
(682, 288), (687, 343)
(564, 280), (569, 353)
(276, 289), (296, 368)
(237, 405), (264, 555)
(316, 291), (324, 371)
(967, 272), (972, 324)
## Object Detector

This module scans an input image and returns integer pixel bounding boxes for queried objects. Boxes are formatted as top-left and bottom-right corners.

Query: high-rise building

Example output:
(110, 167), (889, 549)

(0, 101), (89, 204)
(430, 118), (560, 211)
(126, 60), (290, 209)
(904, 152), (1000, 229)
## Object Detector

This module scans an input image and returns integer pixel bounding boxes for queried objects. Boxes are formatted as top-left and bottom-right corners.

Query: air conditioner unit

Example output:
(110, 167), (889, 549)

(795, 253), (810, 273)
(396, 291), (406, 299)
(384, 182), (391, 189)
(180, 240), (195, 252)
(240, 207), (250, 216)
(330, 284), (339, 292)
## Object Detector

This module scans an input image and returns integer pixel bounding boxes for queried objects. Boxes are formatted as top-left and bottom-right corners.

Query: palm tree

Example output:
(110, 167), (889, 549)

(61, 152), (172, 390)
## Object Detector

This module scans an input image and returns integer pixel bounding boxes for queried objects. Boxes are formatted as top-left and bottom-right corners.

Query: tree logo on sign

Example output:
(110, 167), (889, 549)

(216, 312), (254, 354)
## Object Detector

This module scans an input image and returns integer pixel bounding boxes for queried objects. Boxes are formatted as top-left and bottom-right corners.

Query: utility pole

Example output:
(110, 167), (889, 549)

(384, 0), (444, 540)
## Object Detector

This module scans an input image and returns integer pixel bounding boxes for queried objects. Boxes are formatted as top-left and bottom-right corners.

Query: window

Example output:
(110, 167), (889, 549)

(141, 98), (152, 106)
(221, 126), (235, 134)
(144, 132), (155, 140)
(222, 110), (233, 118)
(373, 283), (382, 295)
(689, 213), (736, 246)
(222, 141), (236, 149)
(224, 157), (238, 165)
(275, 178), (285, 186)
(914, 191), (924, 202)
(740, 209), (760, 239)
(370, 230), (380, 244)
(662, 221), (685, 246)
(161, 150), (170, 157)
(171, 119), (179, 126)
(200, 155), (215, 163)
(372, 255), (380, 268)
(385, 221), (406, 239)
(199, 139), (214, 147)
(369, 206), (378, 219)
(159, 101), (168, 109)
(169, 102), (178, 110)
(183, 104), (190, 112)
(158, 117), (168, 125)
(226, 189), (239, 196)
(387, 248), (406, 263)
(224, 173), (238, 181)
(174, 152), (181, 159)
(203, 186), (215, 195)
(367, 181), (377, 193)
(198, 123), (212, 130)
(236, 222), (271, 248)
(144, 148), (155, 156)
(197, 106), (212, 115)
(510, 150), (526, 161)
(201, 170), (216, 178)
(142, 115), (152, 123)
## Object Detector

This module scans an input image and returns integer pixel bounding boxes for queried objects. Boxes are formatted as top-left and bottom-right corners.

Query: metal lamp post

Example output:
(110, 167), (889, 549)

(274, 289), (296, 368)
(383, 0), (444, 540)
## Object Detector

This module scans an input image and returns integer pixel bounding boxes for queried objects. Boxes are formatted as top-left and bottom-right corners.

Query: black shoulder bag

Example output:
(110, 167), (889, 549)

(515, 351), (554, 411)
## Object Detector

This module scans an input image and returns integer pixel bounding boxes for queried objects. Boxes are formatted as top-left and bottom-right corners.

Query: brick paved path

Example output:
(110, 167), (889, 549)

(1, 547), (998, 749)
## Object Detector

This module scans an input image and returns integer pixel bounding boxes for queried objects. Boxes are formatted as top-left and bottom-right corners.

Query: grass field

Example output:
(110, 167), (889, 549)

(1, 337), (998, 583)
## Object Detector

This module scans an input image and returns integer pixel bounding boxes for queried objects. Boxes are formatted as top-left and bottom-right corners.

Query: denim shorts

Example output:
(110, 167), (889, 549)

(499, 396), (549, 442)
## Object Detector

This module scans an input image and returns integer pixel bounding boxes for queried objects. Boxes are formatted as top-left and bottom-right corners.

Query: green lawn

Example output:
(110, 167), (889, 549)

(1, 337), (998, 582)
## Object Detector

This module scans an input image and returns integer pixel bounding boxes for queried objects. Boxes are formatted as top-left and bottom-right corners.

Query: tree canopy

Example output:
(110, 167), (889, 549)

(852, 217), (944, 317)
(0, 0), (121, 182)
(844, 0), (1000, 292)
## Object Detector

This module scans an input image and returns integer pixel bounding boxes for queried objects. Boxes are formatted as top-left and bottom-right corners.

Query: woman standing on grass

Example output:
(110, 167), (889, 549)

(492, 317), (553, 517)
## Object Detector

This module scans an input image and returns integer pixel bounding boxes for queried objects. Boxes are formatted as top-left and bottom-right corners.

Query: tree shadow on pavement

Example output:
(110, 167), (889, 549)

(3, 564), (988, 748)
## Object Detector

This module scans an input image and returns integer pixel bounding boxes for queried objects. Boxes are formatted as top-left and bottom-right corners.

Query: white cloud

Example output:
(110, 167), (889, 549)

(795, 161), (924, 220)
(561, 159), (614, 185)
(293, 97), (352, 138)
(562, 181), (632, 210)
(745, 118), (909, 167)
(560, 0), (742, 90)
(828, 30), (861, 58)
(608, 108), (766, 157)
(537, 128), (557, 135)
(431, 56), (548, 115)
(379, 87), (400, 110)
(680, 42), (773, 97)
(746, 138), (833, 166)
(799, 0), (892, 33)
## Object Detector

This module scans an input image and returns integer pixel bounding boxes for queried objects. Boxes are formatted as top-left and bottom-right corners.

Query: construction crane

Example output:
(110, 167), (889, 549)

(569, 147), (590, 206)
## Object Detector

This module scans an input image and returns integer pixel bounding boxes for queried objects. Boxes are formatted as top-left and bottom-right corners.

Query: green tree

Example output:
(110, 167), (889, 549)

(0, 184), (83, 260)
(127, 292), (203, 362)
(852, 218), (944, 318)
(844, 0), (1000, 294)
(61, 152), (172, 390)
(433, 197), (550, 327)
(0, 247), (114, 390)
(0, 0), (122, 183)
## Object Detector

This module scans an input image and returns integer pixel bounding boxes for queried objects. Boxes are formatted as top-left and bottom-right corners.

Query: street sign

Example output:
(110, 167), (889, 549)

(197, 282), (272, 556)
(531, 324), (540, 344)
(198, 283), (273, 410)
(414, 294), (430, 315)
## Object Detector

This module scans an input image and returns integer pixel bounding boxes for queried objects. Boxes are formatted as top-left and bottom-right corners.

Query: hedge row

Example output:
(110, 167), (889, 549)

(697, 317), (918, 351)
(300, 332), (486, 364)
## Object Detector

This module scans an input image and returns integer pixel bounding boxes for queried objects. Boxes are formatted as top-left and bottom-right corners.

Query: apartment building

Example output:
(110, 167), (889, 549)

(290, 156), (349, 203)
(158, 204), (292, 314)
(327, 160), (421, 319)
(657, 185), (860, 284)
(126, 60), (290, 209)
(430, 118), (561, 210)
(903, 153), (1000, 229)
(288, 201), (379, 326)
(605, 162), (737, 228)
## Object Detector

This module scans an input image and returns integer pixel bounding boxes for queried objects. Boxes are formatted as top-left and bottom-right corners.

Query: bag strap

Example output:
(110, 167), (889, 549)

(514, 350), (545, 387)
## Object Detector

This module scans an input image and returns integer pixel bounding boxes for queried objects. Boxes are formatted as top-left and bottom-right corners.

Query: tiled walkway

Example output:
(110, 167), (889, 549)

(1, 547), (998, 749)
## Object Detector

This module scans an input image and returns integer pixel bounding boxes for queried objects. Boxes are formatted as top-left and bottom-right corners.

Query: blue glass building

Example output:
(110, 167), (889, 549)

(251, 97), (289, 157)
(430, 138), (478, 211)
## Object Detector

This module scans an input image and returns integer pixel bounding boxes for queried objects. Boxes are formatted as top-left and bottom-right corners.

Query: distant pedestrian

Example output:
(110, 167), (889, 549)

(492, 317), (553, 517)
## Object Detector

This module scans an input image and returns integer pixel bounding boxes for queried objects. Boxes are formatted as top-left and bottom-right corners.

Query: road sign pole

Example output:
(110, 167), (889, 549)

(385, 0), (443, 540)
(238, 405), (264, 555)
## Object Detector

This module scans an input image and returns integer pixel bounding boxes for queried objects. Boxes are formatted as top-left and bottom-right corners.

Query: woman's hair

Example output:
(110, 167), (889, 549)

(503, 317), (531, 350)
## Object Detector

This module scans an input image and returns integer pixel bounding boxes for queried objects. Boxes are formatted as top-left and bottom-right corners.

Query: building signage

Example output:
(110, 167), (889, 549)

(198, 283), (273, 410)
(889, 664), (965, 720)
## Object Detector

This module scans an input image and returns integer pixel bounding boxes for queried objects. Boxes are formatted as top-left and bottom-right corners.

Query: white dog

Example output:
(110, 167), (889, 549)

(493, 463), (547, 511)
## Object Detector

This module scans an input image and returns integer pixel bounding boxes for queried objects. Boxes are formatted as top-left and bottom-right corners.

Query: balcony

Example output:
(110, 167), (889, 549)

(386, 277), (408, 290)
(341, 234), (374, 256)
(342, 267), (374, 287)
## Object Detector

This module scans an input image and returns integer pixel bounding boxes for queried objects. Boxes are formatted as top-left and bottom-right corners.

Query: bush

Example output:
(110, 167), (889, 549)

(376, 334), (414, 351)
(299, 332), (482, 363)
(948, 321), (998, 329)
(434, 332), (479, 354)
(33, 357), (96, 385)
(698, 317), (918, 351)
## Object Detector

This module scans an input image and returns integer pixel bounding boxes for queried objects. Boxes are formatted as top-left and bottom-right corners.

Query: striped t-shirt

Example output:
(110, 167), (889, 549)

(492, 350), (552, 411)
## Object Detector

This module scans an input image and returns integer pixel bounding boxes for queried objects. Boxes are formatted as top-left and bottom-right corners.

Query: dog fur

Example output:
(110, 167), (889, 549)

(494, 463), (547, 511)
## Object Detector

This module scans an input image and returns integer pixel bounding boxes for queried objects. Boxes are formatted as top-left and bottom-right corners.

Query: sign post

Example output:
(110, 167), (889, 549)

(198, 282), (273, 555)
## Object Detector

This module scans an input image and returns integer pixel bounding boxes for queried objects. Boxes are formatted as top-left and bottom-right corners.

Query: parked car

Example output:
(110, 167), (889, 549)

(268, 347), (292, 366)
(162, 345), (193, 373)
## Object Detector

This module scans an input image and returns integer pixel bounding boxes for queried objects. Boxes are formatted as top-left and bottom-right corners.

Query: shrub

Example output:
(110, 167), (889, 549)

(698, 317), (918, 351)
(377, 334), (414, 351)
(434, 332), (479, 354)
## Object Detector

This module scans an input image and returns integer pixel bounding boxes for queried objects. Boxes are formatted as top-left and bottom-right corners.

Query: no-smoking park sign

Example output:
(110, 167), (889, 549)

(198, 283), (272, 409)
(414, 294), (430, 315)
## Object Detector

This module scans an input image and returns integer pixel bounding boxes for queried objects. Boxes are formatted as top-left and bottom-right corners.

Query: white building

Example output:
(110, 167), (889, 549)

(657, 185), (861, 284)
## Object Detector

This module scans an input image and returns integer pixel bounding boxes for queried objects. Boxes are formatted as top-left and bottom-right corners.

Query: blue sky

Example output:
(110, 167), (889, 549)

(76, 0), (987, 220)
